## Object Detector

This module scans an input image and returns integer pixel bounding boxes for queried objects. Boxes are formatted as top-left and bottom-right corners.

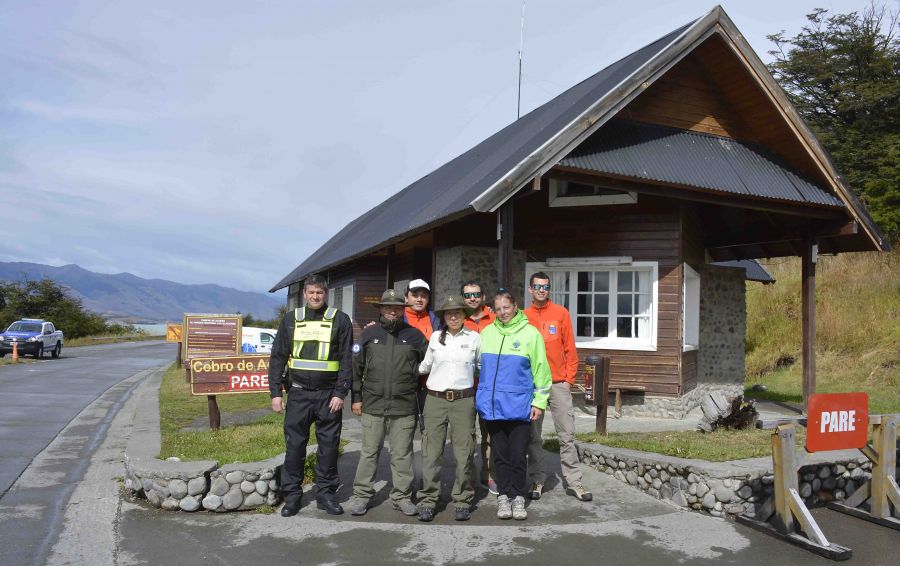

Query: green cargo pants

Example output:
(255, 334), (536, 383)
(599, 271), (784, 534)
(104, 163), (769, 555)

(352, 413), (417, 503)
(417, 395), (476, 508)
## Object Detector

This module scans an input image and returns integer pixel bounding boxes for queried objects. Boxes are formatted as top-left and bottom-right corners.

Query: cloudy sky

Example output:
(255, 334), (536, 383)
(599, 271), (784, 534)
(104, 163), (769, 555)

(0, 0), (868, 294)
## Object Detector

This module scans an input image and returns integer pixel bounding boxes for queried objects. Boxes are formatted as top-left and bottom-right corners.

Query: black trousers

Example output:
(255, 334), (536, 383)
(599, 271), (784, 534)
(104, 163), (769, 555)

(281, 387), (342, 502)
(485, 419), (530, 498)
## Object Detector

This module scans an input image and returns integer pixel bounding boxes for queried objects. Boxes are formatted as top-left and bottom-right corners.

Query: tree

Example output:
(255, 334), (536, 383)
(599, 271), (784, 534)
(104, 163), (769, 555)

(767, 3), (900, 238)
(0, 278), (120, 338)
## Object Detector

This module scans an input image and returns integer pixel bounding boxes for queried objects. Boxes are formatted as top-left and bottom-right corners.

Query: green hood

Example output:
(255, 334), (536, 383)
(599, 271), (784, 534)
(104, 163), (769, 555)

(492, 309), (530, 336)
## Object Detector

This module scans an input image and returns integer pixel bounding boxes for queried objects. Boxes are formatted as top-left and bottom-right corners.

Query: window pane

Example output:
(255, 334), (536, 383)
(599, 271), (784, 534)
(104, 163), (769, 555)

(617, 317), (632, 338)
(636, 270), (651, 293)
(594, 271), (609, 292)
(577, 271), (591, 292)
(594, 294), (609, 315)
(635, 316), (650, 338)
(593, 317), (609, 337)
(617, 293), (633, 315)
(576, 317), (592, 337)
(577, 294), (591, 315)
(637, 294), (652, 316)
(617, 271), (633, 292)
(551, 271), (569, 293)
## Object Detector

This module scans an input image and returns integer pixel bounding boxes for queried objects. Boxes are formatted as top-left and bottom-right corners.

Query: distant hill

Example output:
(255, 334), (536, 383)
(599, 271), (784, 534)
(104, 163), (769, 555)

(0, 262), (283, 323)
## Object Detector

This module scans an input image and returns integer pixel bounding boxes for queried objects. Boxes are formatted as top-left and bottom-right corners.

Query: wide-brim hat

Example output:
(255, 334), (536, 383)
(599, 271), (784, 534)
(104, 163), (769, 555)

(434, 294), (474, 317)
(374, 288), (407, 307)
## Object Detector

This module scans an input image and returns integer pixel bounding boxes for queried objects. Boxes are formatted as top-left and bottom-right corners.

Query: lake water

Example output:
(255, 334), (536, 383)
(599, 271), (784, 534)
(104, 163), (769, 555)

(133, 323), (168, 335)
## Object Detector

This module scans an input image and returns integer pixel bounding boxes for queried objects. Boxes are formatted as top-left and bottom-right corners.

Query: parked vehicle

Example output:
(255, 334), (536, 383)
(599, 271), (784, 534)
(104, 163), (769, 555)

(241, 327), (277, 354)
(0, 319), (64, 359)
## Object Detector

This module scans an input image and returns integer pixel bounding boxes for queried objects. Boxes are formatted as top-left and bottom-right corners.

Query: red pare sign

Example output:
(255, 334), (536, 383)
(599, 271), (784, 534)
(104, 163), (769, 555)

(806, 393), (869, 452)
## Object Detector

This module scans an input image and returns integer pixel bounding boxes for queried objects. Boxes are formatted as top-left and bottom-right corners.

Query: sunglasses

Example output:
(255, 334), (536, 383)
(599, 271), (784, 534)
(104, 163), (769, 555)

(531, 284), (551, 291)
(462, 292), (482, 299)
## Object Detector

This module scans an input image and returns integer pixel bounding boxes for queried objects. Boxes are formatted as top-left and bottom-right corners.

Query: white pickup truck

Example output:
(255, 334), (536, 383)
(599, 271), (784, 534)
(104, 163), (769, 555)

(0, 319), (65, 359)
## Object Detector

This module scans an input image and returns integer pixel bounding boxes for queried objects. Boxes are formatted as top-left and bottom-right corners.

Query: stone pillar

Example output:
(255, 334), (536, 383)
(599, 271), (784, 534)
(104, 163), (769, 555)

(434, 246), (526, 303)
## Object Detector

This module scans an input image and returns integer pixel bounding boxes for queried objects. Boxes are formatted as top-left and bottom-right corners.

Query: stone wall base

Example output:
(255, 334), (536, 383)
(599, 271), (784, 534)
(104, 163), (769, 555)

(615, 383), (744, 419)
(579, 443), (872, 519)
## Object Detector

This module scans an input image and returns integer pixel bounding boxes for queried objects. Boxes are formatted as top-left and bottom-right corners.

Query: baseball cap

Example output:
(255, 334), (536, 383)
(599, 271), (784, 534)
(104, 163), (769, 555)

(407, 279), (430, 293)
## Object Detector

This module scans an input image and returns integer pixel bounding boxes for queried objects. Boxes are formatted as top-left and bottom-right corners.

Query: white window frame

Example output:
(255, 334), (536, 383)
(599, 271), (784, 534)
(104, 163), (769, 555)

(549, 178), (637, 208)
(525, 258), (658, 351)
(682, 263), (700, 352)
(342, 284), (354, 321)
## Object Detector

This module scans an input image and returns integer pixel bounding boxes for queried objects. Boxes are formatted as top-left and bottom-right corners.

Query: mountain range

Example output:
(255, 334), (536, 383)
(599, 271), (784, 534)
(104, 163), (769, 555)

(0, 262), (283, 323)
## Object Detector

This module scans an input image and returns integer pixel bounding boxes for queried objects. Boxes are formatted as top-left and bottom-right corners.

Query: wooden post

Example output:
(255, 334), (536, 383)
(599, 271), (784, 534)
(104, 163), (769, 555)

(497, 202), (514, 288)
(385, 245), (395, 289)
(801, 241), (817, 412)
(598, 356), (610, 434)
(175, 341), (182, 369)
(208, 395), (221, 430)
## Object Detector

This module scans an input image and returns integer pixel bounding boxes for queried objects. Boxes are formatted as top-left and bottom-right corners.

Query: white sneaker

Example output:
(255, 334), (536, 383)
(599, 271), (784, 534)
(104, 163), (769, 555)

(496, 495), (512, 520)
(511, 496), (527, 520)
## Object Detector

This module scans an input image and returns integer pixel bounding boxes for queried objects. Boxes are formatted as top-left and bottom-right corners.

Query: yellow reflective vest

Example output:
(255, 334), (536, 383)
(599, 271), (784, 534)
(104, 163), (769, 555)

(289, 306), (340, 372)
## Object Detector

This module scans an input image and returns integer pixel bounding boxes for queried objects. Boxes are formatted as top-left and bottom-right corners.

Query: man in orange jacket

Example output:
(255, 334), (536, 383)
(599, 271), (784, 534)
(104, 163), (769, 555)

(523, 272), (593, 502)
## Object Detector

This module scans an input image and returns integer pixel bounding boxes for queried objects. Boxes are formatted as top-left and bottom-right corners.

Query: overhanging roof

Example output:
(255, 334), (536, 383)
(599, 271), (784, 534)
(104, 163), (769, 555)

(271, 5), (888, 292)
(559, 120), (844, 208)
(711, 259), (775, 284)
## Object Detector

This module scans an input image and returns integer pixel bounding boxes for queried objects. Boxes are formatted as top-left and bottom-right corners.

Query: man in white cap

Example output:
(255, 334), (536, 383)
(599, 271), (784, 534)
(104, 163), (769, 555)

(403, 278), (441, 340)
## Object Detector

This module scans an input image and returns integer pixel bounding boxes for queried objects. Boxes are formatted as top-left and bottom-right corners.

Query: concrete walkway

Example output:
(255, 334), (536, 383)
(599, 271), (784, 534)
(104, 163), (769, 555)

(33, 376), (897, 565)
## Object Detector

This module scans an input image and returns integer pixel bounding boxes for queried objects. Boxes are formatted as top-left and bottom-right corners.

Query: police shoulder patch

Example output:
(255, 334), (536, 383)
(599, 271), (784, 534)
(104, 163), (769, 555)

(352, 344), (361, 354)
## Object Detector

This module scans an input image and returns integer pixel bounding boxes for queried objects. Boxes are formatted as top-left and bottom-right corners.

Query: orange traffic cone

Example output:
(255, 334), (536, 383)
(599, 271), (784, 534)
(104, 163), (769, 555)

(12, 341), (19, 362)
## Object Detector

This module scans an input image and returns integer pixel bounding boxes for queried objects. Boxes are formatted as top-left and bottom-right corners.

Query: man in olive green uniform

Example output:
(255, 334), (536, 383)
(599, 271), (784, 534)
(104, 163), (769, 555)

(349, 289), (428, 516)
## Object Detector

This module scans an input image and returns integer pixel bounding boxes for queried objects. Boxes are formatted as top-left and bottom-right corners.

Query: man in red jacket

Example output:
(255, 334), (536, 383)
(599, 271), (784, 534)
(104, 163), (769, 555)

(523, 272), (593, 502)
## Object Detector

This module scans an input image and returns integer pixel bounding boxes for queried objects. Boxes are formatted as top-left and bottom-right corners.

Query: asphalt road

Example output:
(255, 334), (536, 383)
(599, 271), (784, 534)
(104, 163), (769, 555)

(0, 340), (175, 565)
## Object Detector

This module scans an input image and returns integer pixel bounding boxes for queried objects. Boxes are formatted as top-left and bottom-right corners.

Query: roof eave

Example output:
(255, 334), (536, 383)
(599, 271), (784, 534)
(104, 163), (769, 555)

(469, 6), (726, 214)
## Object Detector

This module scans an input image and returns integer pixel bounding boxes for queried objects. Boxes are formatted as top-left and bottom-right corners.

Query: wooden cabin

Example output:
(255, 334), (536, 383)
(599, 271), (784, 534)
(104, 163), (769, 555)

(271, 6), (889, 418)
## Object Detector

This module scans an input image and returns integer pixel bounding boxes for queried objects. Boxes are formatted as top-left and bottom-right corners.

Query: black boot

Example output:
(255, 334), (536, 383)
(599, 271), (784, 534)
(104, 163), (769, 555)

(316, 496), (344, 515)
(281, 496), (301, 517)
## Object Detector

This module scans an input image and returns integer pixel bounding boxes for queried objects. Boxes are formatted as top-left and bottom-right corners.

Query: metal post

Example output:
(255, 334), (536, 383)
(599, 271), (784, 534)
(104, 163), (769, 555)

(208, 395), (221, 430)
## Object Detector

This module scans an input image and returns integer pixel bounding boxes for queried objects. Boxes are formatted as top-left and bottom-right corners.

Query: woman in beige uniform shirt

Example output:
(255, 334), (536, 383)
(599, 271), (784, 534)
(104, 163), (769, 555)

(416, 294), (481, 522)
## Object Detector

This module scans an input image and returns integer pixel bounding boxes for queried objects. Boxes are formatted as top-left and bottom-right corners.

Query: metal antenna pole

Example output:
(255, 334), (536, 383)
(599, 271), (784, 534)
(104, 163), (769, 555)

(517, 1), (526, 119)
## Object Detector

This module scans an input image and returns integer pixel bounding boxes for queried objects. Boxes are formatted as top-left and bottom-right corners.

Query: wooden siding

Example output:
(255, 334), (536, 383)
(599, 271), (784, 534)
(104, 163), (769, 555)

(514, 189), (686, 397)
(328, 256), (385, 339)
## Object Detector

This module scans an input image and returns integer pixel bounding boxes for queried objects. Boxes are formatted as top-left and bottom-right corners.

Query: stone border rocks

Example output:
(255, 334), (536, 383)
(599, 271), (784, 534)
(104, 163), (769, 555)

(577, 442), (872, 519)
(123, 367), (284, 512)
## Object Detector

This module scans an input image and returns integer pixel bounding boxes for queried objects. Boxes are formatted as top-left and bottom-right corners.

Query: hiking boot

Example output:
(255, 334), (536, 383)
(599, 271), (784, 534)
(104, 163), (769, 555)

(418, 506), (435, 522)
(349, 498), (370, 516)
(511, 496), (527, 520)
(528, 482), (544, 500)
(496, 495), (512, 520)
(392, 499), (419, 516)
(565, 482), (593, 502)
(454, 506), (471, 521)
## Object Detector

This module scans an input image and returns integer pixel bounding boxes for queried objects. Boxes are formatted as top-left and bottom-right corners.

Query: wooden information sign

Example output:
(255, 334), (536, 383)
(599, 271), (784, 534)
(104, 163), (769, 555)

(166, 323), (183, 342)
(806, 392), (868, 452)
(189, 355), (270, 396)
(182, 314), (241, 361)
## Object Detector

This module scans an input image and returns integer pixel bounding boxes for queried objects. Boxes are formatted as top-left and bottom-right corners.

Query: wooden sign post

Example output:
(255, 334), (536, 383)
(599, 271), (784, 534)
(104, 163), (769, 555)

(189, 355), (270, 430)
(737, 393), (899, 561)
(182, 314), (242, 428)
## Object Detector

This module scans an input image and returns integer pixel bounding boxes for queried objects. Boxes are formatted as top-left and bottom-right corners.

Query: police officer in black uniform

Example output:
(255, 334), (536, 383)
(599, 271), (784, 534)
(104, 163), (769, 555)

(269, 274), (353, 516)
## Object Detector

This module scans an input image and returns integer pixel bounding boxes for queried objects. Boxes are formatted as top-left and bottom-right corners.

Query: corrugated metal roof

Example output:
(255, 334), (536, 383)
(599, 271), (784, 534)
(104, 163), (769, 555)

(269, 21), (696, 291)
(559, 120), (844, 208)
(711, 259), (775, 283)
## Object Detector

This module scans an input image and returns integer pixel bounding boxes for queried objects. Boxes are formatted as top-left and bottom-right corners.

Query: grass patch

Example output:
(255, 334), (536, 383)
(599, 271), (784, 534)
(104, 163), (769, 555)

(576, 428), (808, 462)
(67, 334), (165, 347)
(256, 505), (276, 515)
(158, 363), (283, 464)
(0, 356), (36, 366)
(745, 250), (900, 413)
(157, 364), (344, 482)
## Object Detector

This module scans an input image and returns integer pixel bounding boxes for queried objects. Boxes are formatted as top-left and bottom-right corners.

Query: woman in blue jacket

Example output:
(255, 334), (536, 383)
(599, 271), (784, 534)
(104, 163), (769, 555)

(477, 289), (551, 521)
